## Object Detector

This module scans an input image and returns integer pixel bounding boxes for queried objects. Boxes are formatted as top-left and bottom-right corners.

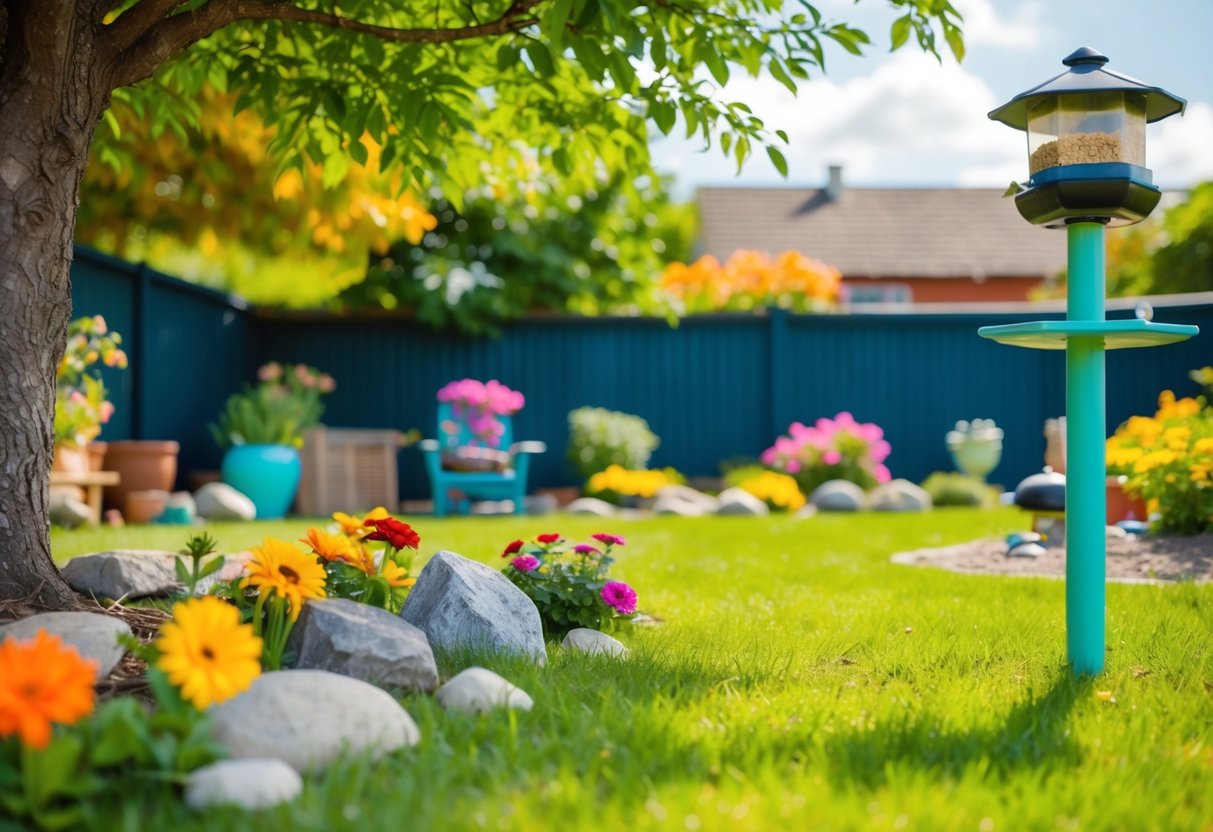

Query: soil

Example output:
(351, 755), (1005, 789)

(892, 531), (1213, 584)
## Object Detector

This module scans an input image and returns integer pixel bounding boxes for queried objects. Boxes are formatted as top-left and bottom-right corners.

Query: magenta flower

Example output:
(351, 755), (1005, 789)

(511, 555), (540, 572)
(823, 450), (842, 465)
(573, 544), (600, 555)
(600, 581), (637, 615)
(591, 533), (626, 547)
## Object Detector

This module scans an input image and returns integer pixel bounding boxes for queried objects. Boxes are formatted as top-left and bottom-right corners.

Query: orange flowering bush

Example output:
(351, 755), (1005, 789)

(661, 250), (840, 313)
(299, 508), (421, 614)
(1107, 389), (1213, 535)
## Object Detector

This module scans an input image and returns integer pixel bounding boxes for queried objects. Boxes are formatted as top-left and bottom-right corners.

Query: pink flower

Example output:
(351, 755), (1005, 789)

(536, 533), (561, 545)
(573, 544), (600, 555)
(784, 460), (802, 474)
(92, 315), (107, 334)
(591, 533), (625, 547)
(600, 581), (637, 615)
(874, 464), (892, 484)
(258, 362), (283, 381)
(823, 450), (842, 465)
(98, 401), (114, 423)
(318, 375), (336, 393)
(871, 440), (892, 463)
(511, 555), (540, 572)
(760, 448), (777, 465)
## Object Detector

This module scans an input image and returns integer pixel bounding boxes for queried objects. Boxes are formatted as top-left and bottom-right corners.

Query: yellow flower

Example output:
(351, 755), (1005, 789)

(587, 465), (679, 498)
(155, 597), (261, 710)
(1191, 461), (1213, 483)
(1163, 425), (1192, 452)
(381, 560), (416, 588)
(1134, 449), (1177, 474)
(301, 527), (358, 564)
(332, 506), (390, 538)
(739, 471), (806, 511)
(1193, 437), (1213, 455)
(242, 538), (327, 619)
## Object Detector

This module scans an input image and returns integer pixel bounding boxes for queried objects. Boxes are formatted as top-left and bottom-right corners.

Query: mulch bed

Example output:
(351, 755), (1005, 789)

(892, 532), (1213, 583)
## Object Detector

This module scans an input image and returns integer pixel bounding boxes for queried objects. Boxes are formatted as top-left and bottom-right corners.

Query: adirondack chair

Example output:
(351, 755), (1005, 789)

(418, 403), (546, 517)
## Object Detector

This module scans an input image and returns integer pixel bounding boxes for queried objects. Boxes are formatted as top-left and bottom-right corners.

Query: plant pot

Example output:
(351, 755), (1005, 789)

(221, 444), (301, 520)
(103, 440), (180, 513)
(52, 443), (91, 476)
(87, 441), (107, 472)
(125, 490), (168, 525)
(1106, 475), (1148, 525)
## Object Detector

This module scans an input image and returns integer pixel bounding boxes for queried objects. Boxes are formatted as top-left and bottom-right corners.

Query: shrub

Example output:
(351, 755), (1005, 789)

(920, 471), (997, 508)
(567, 407), (659, 479)
(209, 362), (334, 450)
(585, 465), (684, 505)
(500, 533), (636, 636)
(1107, 389), (1213, 535)
(736, 470), (805, 512)
(762, 412), (892, 495)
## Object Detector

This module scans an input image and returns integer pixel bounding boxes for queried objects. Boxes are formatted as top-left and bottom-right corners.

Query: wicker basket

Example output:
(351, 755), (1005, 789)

(296, 427), (403, 517)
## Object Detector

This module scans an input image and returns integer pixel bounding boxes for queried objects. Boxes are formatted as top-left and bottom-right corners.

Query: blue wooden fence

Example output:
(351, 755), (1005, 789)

(72, 246), (1210, 500)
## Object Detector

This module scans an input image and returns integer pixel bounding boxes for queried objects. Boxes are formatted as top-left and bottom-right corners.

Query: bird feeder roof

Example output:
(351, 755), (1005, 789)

(989, 47), (1186, 130)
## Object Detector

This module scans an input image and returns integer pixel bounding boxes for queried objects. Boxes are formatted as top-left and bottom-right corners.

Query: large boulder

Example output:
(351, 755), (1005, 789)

(565, 497), (617, 517)
(184, 759), (302, 810)
(61, 550), (180, 599)
(401, 551), (546, 664)
(49, 493), (94, 529)
(210, 670), (420, 772)
(195, 482), (256, 521)
(290, 599), (438, 692)
(869, 479), (933, 512)
(810, 480), (866, 512)
(715, 487), (770, 516)
(0, 612), (130, 678)
(436, 667), (534, 714)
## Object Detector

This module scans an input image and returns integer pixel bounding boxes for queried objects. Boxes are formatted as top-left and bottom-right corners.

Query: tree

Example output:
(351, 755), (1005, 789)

(0, 0), (962, 609)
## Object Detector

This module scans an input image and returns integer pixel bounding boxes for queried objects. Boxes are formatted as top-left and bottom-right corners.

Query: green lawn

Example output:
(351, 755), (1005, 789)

(50, 510), (1213, 831)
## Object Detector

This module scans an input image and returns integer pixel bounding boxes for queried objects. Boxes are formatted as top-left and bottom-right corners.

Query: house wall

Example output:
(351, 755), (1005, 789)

(844, 276), (1043, 304)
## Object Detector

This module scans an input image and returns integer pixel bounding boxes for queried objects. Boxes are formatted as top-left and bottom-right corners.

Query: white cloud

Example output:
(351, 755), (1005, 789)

(1147, 102), (1213, 187)
(954, 0), (1047, 49)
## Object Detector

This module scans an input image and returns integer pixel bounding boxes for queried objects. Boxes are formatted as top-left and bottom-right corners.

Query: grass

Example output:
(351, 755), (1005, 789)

(50, 509), (1213, 831)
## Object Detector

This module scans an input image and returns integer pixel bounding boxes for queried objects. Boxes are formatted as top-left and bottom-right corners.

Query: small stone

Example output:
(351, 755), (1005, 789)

(160, 491), (197, 524)
(184, 759), (302, 810)
(211, 670), (420, 772)
(61, 550), (180, 599)
(0, 612), (131, 678)
(402, 551), (546, 664)
(195, 482), (256, 521)
(795, 504), (818, 520)
(436, 667), (533, 714)
(566, 497), (618, 517)
(561, 628), (629, 658)
(715, 487), (770, 516)
(1007, 542), (1046, 558)
(290, 598), (438, 692)
(810, 480), (866, 512)
(524, 494), (558, 516)
(656, 485), (719, 512)
(869, 479), (933, 513)
(49, 494), (94, 529)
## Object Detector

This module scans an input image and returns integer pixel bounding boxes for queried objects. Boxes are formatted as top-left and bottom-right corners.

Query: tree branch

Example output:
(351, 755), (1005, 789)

(106, 0), (541, 90)
(104, 0), (189, 56)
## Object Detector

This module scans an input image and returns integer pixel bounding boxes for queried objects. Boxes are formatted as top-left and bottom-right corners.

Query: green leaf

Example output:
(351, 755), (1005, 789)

(24, 734), (83, 806)
(650, 100), (676, 136)
(497, 44), (522, 72)
(199, 557), (225, 579)
(766, 146), (789, 178)
(890, 14), (912, 51)
(767, 58), (797, 95)
(525, 42), (555, 77)
(944, 22), (965, 62)
(174, 557), (191, 587)
(543, 0), (574, 49)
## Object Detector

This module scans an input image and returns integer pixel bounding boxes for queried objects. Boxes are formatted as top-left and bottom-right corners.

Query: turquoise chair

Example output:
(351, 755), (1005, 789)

(418, 403), (546, 517)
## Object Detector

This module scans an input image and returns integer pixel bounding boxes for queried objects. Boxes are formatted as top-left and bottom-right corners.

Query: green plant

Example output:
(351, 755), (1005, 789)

(173, 533), (224, 598)
(53, 316), (127, 448)
(209, 362), (334, 450)
(500, 532), (637, 636)
(567, 408), (660, 480)
(921, 471), (998, 508)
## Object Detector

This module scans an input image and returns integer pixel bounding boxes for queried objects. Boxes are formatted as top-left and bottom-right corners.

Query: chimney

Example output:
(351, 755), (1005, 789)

(825, 164), (844, 201)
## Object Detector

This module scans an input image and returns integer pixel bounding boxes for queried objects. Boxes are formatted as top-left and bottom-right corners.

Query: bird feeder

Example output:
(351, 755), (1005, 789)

(979, 48), (1198, 675)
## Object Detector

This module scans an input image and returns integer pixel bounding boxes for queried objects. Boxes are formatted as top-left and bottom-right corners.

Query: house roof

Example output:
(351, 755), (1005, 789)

(696, 186), (1070, 280)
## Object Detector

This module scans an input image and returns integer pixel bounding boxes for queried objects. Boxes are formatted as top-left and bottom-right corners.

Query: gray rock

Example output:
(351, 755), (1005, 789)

(436, 667), (533, 714)
(524, 494), (559, 516)
(869, 479), (933, 512)
(194, 552), (253, 596)
(810, 480), (867, 512)
(61, 550), (180, 599)
(195, 482), (256, 521)
(401, 551), (546, 664)
(291, 599), (438, 692)
(654, 498), (709, 517)
(561, 628), (629, 658)
(715, 487), (770, 516)
(566, 497), (618, 517)
(656, 485), (719, 512)
(184, 759), (302, 810)
(795, 504), (818, 520)
(0, 612), (130, 678)
(211, 670), (419, 772)
(49, 493), (94, 529)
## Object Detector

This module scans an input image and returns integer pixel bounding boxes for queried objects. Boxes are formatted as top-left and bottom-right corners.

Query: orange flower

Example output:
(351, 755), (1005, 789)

(0, 630), (97, 749)
(332, 506), (390, 538)
(301, 527), (359, 563)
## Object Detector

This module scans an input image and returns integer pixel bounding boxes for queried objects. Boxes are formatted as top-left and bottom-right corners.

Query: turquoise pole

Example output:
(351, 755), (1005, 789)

(1065, 222), (1107, 675)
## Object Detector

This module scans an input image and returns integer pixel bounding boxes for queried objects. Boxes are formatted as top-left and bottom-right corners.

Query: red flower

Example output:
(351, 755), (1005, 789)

(364, 517), (420, 550)
(502, 539), (524, 558)
(536, 533), (561, 544)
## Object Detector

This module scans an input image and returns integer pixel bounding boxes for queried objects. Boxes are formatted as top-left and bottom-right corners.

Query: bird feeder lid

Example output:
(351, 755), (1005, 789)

(989, 48), (1186, 131)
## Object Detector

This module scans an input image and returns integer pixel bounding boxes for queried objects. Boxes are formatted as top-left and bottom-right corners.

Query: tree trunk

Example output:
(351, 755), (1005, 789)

(0, 2), (108, 610)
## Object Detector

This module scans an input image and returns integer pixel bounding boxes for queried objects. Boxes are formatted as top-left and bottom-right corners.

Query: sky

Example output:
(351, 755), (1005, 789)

(650, 0), (1213, 194)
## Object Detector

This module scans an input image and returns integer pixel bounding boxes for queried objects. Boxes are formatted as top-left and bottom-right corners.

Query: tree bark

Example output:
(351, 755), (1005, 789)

(0, 1), (108, 610)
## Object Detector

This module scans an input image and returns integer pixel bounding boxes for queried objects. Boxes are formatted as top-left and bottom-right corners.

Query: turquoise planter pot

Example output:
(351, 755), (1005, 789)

(221, 444), (301, 520)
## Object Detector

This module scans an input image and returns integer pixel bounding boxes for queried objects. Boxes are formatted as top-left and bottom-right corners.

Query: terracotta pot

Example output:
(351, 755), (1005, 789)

(103, 440), (180, 513)
(52, 443), (91, 476)
(87, 441), (107, 472)
(125, 490), (168, 525)
(1106, 475), (1148, 525)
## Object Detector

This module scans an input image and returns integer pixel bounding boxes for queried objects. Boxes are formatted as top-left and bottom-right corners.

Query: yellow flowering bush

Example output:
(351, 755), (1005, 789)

(660, 250), (840, 313)
(1106, 389), (1213, 535)
(586, 465), (684, 505)
(738, 471), (806, 512)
